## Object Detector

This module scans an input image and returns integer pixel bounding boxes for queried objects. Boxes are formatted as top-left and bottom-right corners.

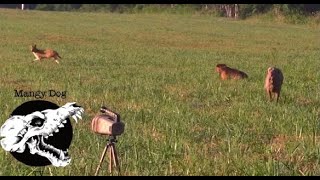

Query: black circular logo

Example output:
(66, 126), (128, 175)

(0, 100), (84, 167)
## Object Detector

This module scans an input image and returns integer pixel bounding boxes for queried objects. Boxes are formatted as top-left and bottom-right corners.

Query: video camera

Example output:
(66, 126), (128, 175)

(91, 106), (125, 136)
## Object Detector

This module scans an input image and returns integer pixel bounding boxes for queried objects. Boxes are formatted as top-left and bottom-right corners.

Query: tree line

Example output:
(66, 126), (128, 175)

(2, 4), (320, 20)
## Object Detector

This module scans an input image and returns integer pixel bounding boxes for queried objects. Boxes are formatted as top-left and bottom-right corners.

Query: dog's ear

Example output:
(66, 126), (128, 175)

(267, 67), (274, 73)
(216, 64), (227, 68)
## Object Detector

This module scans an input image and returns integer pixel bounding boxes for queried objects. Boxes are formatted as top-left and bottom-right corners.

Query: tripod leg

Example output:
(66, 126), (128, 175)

(95, 145), (109, 176)
(109, 145), (113, 174)
(111, 144), (121, 174)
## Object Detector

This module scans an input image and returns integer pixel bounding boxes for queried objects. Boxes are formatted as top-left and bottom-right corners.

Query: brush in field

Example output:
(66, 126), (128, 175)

(264, 67), (284, 102)
(215, 64), (248, 80)
(30, 44), (62, 64)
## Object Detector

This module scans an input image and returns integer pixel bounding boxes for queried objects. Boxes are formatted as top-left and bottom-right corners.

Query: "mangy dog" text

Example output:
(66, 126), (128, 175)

(14, 89), (67, 99)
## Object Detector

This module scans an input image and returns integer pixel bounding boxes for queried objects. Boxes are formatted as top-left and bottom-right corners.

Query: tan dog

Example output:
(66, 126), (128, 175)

(264, 67), (284, 102)
(215, 64), (248, 80)
(31, 44), (62, 64)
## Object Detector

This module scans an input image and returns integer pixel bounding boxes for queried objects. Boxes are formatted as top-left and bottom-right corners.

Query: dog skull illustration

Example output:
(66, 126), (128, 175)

(0, 102), (84, 167)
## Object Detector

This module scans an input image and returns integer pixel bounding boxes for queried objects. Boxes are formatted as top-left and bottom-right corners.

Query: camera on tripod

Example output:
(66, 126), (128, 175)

(91, 106), (124, 175)
(91, 106), (125, 136)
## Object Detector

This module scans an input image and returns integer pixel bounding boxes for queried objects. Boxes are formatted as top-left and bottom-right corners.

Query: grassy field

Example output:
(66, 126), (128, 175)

(0, 9), (319, 176)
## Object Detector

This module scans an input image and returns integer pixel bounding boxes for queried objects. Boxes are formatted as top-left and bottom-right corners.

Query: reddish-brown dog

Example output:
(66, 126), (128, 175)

(31, 44), (62, 64)
(264, 67), (284, 102)
(215, 64), (248, 80)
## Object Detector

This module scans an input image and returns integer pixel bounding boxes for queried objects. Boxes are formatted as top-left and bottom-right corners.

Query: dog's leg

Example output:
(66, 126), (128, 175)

(32, 52), (40, 60)
(32, 52), (41, 62)
(268, 91), (272, 102)
(275, 92), (280, 103)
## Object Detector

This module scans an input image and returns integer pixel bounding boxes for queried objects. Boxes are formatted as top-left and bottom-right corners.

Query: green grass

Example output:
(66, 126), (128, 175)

(0, 9), (319, 176)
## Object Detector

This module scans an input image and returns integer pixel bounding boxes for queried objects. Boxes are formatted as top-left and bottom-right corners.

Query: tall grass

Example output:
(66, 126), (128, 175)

(0, 9), (319, 176)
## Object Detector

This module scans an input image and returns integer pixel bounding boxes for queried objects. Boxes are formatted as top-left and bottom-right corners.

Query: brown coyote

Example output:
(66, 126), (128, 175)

(215, 64), (248, 80)
(264, 67), (284, 102)
(30, 44), (62, 64)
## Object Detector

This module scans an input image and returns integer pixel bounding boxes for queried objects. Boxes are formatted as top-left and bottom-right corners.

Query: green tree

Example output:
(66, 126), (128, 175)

(53, 4), (74, 11)
(239, 4), (272, 18)
(35, 4), (55, 11)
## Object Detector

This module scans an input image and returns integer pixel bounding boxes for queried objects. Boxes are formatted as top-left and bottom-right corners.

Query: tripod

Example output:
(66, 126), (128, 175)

(94, 135), (121, 176)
